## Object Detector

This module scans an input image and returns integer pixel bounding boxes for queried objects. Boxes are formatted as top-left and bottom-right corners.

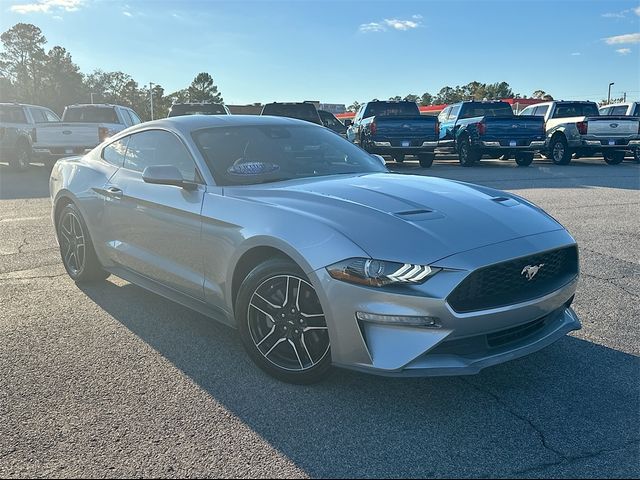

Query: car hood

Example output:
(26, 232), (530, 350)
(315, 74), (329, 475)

(228, 173), (563, 265)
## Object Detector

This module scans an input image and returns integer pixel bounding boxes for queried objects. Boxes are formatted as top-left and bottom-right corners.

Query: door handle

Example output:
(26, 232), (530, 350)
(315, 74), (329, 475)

(105, 186), (123, 199)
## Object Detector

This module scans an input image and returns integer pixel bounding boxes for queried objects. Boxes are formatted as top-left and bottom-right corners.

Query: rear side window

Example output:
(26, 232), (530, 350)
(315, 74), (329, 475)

(30, 109), (47, 123)
(0, 106), (27, 123)
(124, 130), (198, 182)
(599, 107), (611, 115)
(611, 106), (629, 115)
(534, 105), (549, 117)
(102, 137), (129, 167)
(65, 107), (119, 123)
(128, 110), (141, 124)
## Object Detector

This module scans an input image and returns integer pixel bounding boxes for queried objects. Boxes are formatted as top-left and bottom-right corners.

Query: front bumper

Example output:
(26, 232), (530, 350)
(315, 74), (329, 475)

(309, 229), (581, 377)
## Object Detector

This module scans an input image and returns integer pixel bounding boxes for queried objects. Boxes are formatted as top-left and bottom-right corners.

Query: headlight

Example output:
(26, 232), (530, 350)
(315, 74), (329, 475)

(326, 258), (441, 287)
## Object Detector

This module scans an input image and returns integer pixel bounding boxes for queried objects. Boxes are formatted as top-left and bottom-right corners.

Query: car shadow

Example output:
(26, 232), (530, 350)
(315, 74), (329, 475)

(79, 280), (640, 478)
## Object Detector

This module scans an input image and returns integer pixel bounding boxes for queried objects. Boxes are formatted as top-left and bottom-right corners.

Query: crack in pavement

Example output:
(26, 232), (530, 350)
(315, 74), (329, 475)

(509, 438), (640, 477)
(580, 247), (640, 270)
(461, 378), (640, 477)
(581, 273), (639, 298)
(0, 272), (66, 282)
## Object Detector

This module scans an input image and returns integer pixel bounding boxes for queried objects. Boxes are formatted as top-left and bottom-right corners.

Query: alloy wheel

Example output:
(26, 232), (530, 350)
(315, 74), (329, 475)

(58, 211), (86, 276)
(247, 274), (329, 372)
(553, 142), (565, 162)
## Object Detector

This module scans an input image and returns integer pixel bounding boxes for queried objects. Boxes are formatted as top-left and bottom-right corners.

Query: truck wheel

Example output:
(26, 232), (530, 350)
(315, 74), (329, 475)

(418, 153), (434, 168)
(603, 151), (624, 165)
(549, 136), (571, 165)
(457, 138), (480, 167)
(515, 152), (534, 167)
(634, 148), (640, 164)
(9, 143), (31, 171)
(393, 154), (405, 163)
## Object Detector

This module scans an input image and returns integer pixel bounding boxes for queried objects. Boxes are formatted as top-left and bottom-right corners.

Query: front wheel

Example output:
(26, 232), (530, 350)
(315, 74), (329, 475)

(603, 151), (624, 165)
(9, 143), (31, 171)
(56, 203), (109, 283)
(236, 258), (332, 384)
(457, 138), (480, 167)
(515, 152), (534, 167)
(418, 153), (434, 168)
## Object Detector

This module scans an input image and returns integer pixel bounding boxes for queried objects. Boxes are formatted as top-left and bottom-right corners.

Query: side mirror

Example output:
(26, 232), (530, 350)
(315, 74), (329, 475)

(343, 119), (353, 127)
(371, 154), (386, 166)
(142, 165), (197, 191)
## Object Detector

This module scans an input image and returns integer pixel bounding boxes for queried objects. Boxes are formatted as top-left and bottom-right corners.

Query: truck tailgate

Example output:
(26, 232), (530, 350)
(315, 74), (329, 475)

(481, 115), (545, 143)
(35, 123), (100, 148)
(373, 115), (438, 142)
(587, 116), (639, 137)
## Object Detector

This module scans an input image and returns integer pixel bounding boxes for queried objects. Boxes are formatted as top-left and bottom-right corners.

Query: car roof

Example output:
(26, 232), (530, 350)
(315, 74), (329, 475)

(0, 102), (53, 109)
(119, 114), (320, 136)
(600, 102), (634, 108)
(65, 104), (126, 108)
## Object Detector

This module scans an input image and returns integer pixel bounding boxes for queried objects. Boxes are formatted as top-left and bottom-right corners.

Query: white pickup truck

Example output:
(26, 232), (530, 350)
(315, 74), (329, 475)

(0, 103), (101, 170)
(519, 101), (640, 165)
(599, 102), (640, 162)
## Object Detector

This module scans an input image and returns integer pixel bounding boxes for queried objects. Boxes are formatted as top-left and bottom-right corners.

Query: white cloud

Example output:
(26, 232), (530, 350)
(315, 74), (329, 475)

(635, 6), (640, 16)
(9, 0), (83, 14)
(123, 11), (132, 17)
(602, 12), (626, 18)
(616, 48), (632, 55)
(359, 22), (385, 33)
(412, 14), (423, 19)
(384, 18), (420, 31)
(604, 32), (640, 44)
(571, 52), (581, 56)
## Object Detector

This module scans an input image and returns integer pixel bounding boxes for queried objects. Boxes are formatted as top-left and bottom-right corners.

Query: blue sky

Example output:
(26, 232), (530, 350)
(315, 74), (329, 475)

(1, 0), (639, 105)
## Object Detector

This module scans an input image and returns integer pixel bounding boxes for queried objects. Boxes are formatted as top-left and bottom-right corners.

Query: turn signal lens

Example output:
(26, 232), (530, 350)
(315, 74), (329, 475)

(356, 311), (441, 327)
(327, 258), (441, 287)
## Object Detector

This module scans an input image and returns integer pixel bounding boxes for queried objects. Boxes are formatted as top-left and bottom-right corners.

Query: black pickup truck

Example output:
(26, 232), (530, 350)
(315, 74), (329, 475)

(346, 101), (439, 168)
(437, 101), (546, 167)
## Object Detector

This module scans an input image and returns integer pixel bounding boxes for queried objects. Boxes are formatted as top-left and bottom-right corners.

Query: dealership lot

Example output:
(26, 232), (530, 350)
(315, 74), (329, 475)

(0, 157), (638, 478)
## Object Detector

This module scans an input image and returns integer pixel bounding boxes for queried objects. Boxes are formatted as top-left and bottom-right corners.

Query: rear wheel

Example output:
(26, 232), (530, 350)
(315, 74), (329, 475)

(457, 137), (480, 167)
(236, 258), (332, 384)
(515, 152), (534, 167)
(549, 136), (571, 165)
(56, 203), (109, 283)
(603, 151), (624, 165)
(633, 148), (640, 164)
(392, 154), (405, 163)
(9, 142), (30, 171)
(418, 153), (434, 168)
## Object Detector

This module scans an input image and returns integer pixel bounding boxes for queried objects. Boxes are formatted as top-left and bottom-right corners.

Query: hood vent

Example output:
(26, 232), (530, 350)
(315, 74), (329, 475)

(491, 196), (519, 207)
(396, 209), (433, 216)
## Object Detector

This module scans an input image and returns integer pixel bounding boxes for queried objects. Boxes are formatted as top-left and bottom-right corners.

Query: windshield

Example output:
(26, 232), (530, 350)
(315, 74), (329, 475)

(169, 104), (227, 116)
(193, 125), (386, 186)
(460, 103), (514, 119)
(64, 106), (119, 123)
(363, 102), (419, 118)
(261, 104), (322, 124)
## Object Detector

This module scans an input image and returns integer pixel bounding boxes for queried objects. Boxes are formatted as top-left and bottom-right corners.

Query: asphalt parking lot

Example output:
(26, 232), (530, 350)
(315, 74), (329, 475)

(0, 156), (638, 478)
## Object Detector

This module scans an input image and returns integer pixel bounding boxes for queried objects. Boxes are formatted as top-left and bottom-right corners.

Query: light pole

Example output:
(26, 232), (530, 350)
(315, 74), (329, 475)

(149, 82), (155, 120)
(90, 92), (96, 104)
(607, 82), (615, 104)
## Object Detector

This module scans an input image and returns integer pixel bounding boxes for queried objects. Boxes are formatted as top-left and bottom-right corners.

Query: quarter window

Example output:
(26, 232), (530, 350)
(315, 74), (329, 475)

(102, 137), (129, 167)
(124, 130), (198, 182)
(533, 105), (549, 117)
(611, 106), (628, 115)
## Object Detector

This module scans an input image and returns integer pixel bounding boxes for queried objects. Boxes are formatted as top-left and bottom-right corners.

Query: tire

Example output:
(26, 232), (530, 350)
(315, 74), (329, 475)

(515, 152), (534, 167)
(9, 142), (31, 171)
(603, 151), (624, 165)
(236, 258), (332, 384)
(56, 203), (109, 283)
(392, 154), (405, 163)
(418, 153), (434, 168)
(457, 137), (480, 167)
(549, 135), (571, 165)
(634, 148), (640, 164)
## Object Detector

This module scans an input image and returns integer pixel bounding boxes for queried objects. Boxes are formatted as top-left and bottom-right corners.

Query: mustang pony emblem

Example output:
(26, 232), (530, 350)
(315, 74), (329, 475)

(521, 264), (544, 281)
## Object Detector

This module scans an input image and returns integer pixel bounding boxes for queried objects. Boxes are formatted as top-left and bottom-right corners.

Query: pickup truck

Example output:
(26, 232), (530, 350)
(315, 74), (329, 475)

(167, 102), (231, 117)
(318, 109), (348, 137)
(437, 101), (545, 167)
(346, 101), (438, 168)
(0, 103), (102, 170)
(519, 101), (640, 165)
(260, 102), (323, 125)
(598, 102), (640, 162)
(61, 103), (142, 138)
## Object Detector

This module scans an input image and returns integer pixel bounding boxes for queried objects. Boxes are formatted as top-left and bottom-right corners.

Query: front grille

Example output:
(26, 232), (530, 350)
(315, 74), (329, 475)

(447, 246), (579, 313)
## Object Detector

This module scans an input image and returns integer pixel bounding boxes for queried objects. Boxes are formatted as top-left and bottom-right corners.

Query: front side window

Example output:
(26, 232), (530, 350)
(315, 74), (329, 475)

(102, 137), (129, 167)
(193, 125), (387, 186)
(448, 105), (461, 120)
(438, 107), (451, 122)
(124, 130), (198, 182)
(534, 105), (549, 117)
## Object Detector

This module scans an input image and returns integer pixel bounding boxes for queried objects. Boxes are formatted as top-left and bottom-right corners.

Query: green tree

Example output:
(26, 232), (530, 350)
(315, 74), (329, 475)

(187, 72), (223, 103)
(532, 90), (548, 99)
(388, 95), (402, 102)
(434, 86), (462, 104)
(0, 23), (47, 104)
(42, 46), (85, 114)
(347, 101), (361, 112)
(403, 94), (420, 103)
(420, 92), (433, 105)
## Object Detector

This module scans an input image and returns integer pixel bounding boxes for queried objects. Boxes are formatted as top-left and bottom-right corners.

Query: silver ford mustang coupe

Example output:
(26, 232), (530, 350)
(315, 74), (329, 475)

(50, 115), (581, 383)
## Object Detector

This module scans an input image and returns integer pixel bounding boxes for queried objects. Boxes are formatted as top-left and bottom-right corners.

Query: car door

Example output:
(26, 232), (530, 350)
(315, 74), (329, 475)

(104, 129), (206, 299)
